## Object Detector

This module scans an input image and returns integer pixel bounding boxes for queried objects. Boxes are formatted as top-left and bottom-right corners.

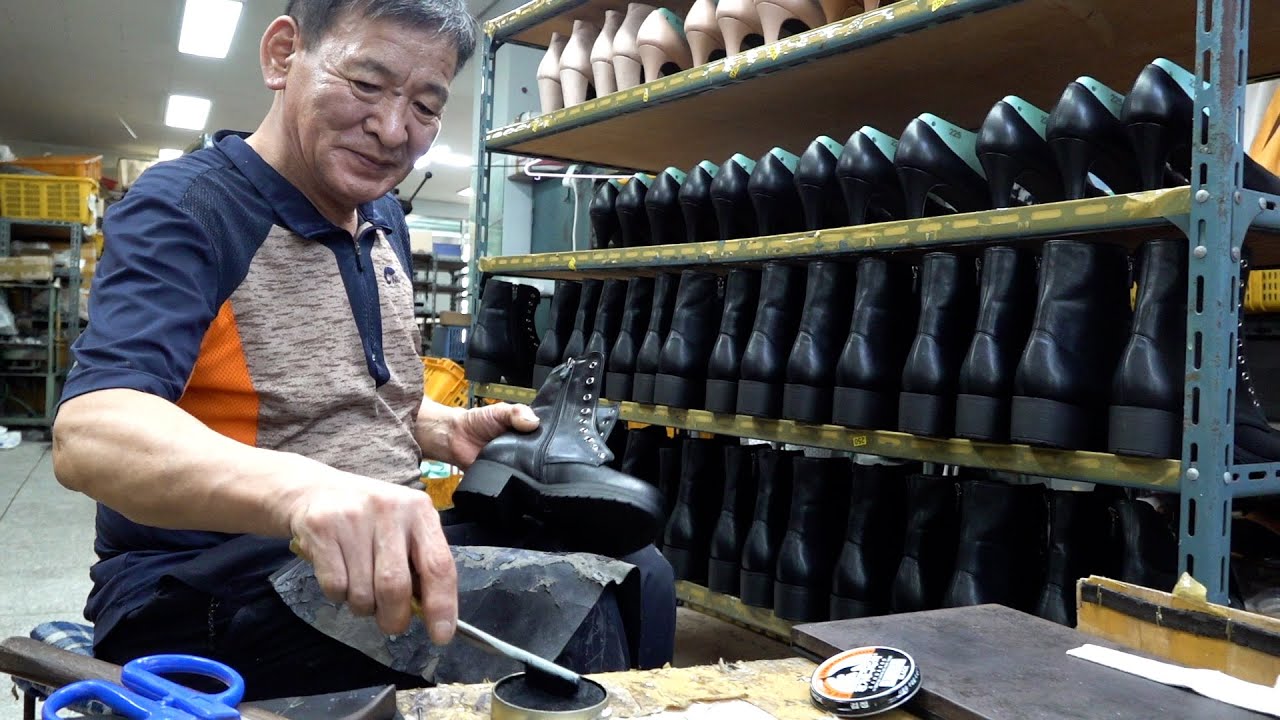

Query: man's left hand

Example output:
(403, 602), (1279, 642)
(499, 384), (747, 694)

(417, 400), (538, 469)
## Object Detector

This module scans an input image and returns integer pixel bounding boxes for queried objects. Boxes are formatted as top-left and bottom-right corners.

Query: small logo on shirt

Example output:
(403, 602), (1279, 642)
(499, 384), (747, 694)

(383, 266), (398, 285)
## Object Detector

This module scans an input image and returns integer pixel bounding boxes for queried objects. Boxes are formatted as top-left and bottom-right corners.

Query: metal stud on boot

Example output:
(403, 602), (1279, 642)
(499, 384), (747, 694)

(740, 448), (800, 608)
(452, 353), (664, 556)
(774, 456), (853, 621)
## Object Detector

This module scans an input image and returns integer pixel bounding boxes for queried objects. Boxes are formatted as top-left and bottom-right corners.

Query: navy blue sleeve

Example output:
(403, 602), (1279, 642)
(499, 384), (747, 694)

(61, 163), (222, 407)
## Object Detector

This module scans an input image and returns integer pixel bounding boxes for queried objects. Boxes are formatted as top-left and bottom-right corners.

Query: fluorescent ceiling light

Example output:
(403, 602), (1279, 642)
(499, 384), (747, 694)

(179, 0), (243, 59)
(165, 94), (212, 130)
(157, 148), (183, 161)
(415, 144), (473, 170)
(457, 187), (475, 197)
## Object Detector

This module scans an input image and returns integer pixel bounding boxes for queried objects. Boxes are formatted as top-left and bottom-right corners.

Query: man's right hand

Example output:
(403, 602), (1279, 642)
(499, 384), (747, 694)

(283, 467), (457, 643)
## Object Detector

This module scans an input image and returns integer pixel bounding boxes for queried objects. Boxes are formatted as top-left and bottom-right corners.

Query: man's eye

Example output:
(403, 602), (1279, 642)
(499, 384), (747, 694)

(413, 101), (437, 117)
(352, 80), (380, 94)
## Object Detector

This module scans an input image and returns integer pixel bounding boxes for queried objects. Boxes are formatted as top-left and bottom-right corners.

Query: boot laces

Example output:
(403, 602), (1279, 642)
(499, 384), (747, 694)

(1237, 257), (1262, 410)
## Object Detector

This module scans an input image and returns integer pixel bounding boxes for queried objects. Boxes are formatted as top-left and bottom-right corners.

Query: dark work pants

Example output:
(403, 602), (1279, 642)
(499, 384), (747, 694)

(95, 521), (674, 701)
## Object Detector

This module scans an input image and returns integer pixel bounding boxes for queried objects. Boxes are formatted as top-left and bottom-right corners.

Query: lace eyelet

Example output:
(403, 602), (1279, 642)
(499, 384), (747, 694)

(586, 377), (594, 385)
(589, 361), (598, 369)
(583, 394), (592, 401)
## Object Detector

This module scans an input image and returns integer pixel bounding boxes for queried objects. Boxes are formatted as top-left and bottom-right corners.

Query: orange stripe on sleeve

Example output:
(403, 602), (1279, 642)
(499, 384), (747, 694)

(177, 299), (259, 446)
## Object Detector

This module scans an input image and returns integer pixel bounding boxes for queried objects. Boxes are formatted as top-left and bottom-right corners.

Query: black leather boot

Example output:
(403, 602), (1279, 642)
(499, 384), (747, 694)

(632, 273), (679, 403)
(898, 252), (979, 438)
(616, 173), (654, 247)
(783, 261), (857, 423)
(584, 279), (628, 370)
(895, 113), (990, 219)
(705, 268), (762, 413)
(654, 271), (724, 409)
(1109, 239), (1186, 458)
(708, 444), (763, 595)
(590, 179), (623, 249)
(795, 136), (848, 231)
(1046, 76), (1140, 200)
(740, 448), (799, 608)
(976, 95), (1064, 208)
(955, 247), (1037, 442)
(560, 279), (604, 363)
(710, 154), (758, 241)
(620, 424), (670, 488)
(1011, 240), (1131, 450)
(748, 147), (805, 235)
(453, 353), (664, 555)
(943, 478), (1045, 611)
(833, 257), (918, 429)
(1036, 488), (1114, 626)
(837, 126), (905, 225)
(606, 277), (654, 400)
(1114, 496), (1179, 592)
(830, 461), (911, 620)
(663, 437), (728, 583)
(890, 471), (961, 613)
(775, 456), (853, 621)
(466, 278), (517, 383)
(646, 167), (688, 246)
(510, 284), (542, 387)
(737, 262), (807, 418)
(533, 281), (582, 388)
(657, 438), (683, 528)
(680, 160), (721, 243)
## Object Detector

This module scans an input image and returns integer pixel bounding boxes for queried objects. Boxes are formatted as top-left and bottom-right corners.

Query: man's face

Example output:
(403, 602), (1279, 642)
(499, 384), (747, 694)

(282, 14), (458, 209)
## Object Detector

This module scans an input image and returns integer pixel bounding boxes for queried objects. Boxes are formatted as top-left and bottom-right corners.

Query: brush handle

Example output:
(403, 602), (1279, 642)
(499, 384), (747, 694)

(455, 620), (581, 689)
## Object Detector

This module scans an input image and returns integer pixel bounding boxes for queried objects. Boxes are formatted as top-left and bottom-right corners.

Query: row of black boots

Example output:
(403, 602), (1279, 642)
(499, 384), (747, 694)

(615, 427), (1181, 625)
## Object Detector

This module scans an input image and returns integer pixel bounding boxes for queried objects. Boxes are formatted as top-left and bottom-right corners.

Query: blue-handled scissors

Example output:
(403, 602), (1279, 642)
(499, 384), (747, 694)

(42, 654), (244, 719)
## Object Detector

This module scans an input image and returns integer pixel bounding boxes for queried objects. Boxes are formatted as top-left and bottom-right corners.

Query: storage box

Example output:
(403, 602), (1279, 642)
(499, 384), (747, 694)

(433, 242), (463, 259)
(0, 256), (55, 282)
(8, 154), (103, 180)
(0, 174), (99, 225)
(439, 311), (471, 327)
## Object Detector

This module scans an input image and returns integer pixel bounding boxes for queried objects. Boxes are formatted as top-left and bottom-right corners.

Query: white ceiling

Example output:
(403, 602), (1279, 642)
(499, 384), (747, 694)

(0, 0), (487, 209)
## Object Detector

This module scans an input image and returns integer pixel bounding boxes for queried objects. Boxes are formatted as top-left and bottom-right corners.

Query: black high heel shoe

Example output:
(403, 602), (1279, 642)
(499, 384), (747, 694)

(615, 172), (655, 247)
(976, 95), (1064, 208)
(1047, 76), (1140, 200)
(895, 113), (990, 219)
(645, 166), (688, 246)
(795, 136), (847, 231)
(749, 147), (806, 235)
(590, 179), (623, 249)
(1122, 58), (1280, 194)
(679, 160), (720, 243)
(710, 153), (758, 240)
(836, 126), (905, 225)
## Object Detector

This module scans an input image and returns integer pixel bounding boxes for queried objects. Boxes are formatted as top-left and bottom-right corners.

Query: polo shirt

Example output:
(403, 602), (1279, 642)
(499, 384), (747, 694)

(60, 130), (426, 642)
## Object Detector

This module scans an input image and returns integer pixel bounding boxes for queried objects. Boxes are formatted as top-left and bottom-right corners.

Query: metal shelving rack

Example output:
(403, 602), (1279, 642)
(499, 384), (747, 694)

(469, 0), (1280, 608)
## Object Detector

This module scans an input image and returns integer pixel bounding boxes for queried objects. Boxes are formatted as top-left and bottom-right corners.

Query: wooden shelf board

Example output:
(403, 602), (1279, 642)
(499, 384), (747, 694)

(675, 581), (794, 642)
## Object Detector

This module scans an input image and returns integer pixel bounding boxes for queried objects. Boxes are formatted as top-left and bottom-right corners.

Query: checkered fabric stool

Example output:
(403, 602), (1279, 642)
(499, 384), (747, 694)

(10, 621), (111, 719)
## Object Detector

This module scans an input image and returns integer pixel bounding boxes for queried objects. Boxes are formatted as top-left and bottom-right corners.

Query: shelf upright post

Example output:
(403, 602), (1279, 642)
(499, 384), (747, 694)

(469, 30), (499, 322)
(1182, 0), (1251, 603)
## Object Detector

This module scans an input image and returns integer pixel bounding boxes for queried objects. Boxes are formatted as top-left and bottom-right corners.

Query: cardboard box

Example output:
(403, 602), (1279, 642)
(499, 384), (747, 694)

(0, 256), (55, 282)
(439, 311), (471, 327)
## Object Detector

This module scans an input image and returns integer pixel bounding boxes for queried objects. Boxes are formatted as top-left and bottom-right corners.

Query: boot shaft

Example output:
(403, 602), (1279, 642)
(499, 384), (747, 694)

(646, 167), (688, 246)
(1129, 238), (1188, 340)
(535, 281), (583, 370)
(837, 257), (918, 387)
(955, 477), (1043, 544)
(1030, 240), (1131, 345)
(914, 252), (979, 339)
(787, 456), (852, 530)
(787, 261), (857, 386)
(635, 273), (680, 375)
(742, 262), (807, 380)
(903, 472), (960, 543)
(608, 277), (654, 368)
(845, 462), (911, 540)
(680, 160), (720, 244)
(563, 279), (604, 361)
(753, 448), (798, 528)
(972, 246), (1037, 338)
(721, 443), (762, 518)
(585, 279), (629, 359)
(616, 173), (653, 246)
(590, 180), (622, 249)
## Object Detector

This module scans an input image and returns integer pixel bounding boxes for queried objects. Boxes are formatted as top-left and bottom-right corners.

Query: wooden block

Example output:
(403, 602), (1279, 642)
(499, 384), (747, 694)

(439, 311), (470, 327)
(0, 256), (54, 282)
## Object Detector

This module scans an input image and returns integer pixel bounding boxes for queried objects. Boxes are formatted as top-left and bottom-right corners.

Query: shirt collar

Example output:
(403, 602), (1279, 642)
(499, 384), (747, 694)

(213, 130), (395, 239)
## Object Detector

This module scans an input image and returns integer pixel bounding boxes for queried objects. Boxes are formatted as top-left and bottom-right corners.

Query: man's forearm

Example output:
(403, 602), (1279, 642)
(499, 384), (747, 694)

(53, 388), (335, 536)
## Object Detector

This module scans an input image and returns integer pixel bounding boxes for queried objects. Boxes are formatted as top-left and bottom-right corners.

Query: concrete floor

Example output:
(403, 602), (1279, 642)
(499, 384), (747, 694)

(0, 441), (789, 715)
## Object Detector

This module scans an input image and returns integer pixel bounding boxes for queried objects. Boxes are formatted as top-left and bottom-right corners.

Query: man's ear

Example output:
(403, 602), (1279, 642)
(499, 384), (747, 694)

(260, 16), (301, 91)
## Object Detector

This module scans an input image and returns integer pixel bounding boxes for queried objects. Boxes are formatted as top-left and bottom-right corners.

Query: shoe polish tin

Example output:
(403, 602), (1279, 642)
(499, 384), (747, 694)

(490, 672), (610, 720)
(809, 646), (921, 717)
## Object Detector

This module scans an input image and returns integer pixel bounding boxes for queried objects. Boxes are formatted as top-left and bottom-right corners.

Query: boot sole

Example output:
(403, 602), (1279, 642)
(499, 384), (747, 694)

(466, 356), (506, 384)
(708, 558), (740, 595)
(782, 383), (832, 424)
(736, 380), (783, 419)
(739, 569), (775, 608)
(1010, 395), (1092, 449)
(832, 386), (896, 429)
(774, 581), (828, 622)
(898, 391), (955, 438)
(955, 393), (1010, 442)
(653, 373), (704, 409)
(532, 364), (554, 389)
(663, 544), (709, 584)
(830, 594), (879, 620)
(605, 371), (633, 402)
(632, 373), (657, 404)
(1108, 405), (1179, 458)
(453, 459), (662, 554)
(704, 379), (739, 415)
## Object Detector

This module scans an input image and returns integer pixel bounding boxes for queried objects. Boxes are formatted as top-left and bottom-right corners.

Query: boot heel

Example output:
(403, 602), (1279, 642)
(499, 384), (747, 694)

(978, 151), (1021, 208)
(718, 16), (760, 56)
(653, 373), (704, 409)
(955, 393), (1010, 442)
(451, 459), (526, 521)
(739, 569), (775, 608)
(1048, 136), (1096, 201)
(839, 176), (874, 225)
(829, 594), (877, 620)
(662, 544), (708, 583)
(1127, 121), (1176, 191)
(1010, 395), (1092, 449)
(605, 371), (633, 401)
(896, 165), (940, 219)
(1108, 404), (1180, 458)
(782, 383), (832, 424)
(898, 391), (954, 438)
(708, 558), (740, 595)
(465, 356), (506, 384)
(704, 379), (739, 414)
(632, 373), (657, 403)
(832, 386), (896, 429)
(753, 193), (779, 235)
(773, 581), (826, 621)
(736, 379), (783, 418)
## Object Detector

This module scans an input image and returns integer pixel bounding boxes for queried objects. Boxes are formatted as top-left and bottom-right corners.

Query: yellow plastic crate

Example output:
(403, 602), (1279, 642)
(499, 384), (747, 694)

(423, 356), (468, 408)
(0, 174), (98, 225)
(9, 154), (103, 180)
(1245, 270), (1280, 313)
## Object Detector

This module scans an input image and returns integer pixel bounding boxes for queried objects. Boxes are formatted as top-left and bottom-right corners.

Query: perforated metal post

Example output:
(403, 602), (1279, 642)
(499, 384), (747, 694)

(468, 31), (498, 321)
(1182, 0), (1250, 603)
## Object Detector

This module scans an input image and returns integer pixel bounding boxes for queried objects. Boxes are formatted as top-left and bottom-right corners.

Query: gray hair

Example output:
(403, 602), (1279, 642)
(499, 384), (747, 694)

(285, 0), (478, 71)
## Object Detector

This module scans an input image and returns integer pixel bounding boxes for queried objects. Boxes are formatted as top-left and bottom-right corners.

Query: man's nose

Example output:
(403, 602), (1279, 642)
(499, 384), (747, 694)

(366, 97), (410, 148)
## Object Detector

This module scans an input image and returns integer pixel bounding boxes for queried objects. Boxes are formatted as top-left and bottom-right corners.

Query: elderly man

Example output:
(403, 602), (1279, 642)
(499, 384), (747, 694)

(52, 0), (673, 700)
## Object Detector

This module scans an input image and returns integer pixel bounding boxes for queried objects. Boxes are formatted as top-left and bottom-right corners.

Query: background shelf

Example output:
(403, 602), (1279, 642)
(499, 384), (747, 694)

(485, 0), (1280, 172)
(486, 0), (697, 48)
(675, 581), (794, 642)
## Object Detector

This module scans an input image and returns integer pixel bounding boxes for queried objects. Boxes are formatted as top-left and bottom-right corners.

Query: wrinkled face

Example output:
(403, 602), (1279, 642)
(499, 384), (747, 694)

(281, 13), (457, 209)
